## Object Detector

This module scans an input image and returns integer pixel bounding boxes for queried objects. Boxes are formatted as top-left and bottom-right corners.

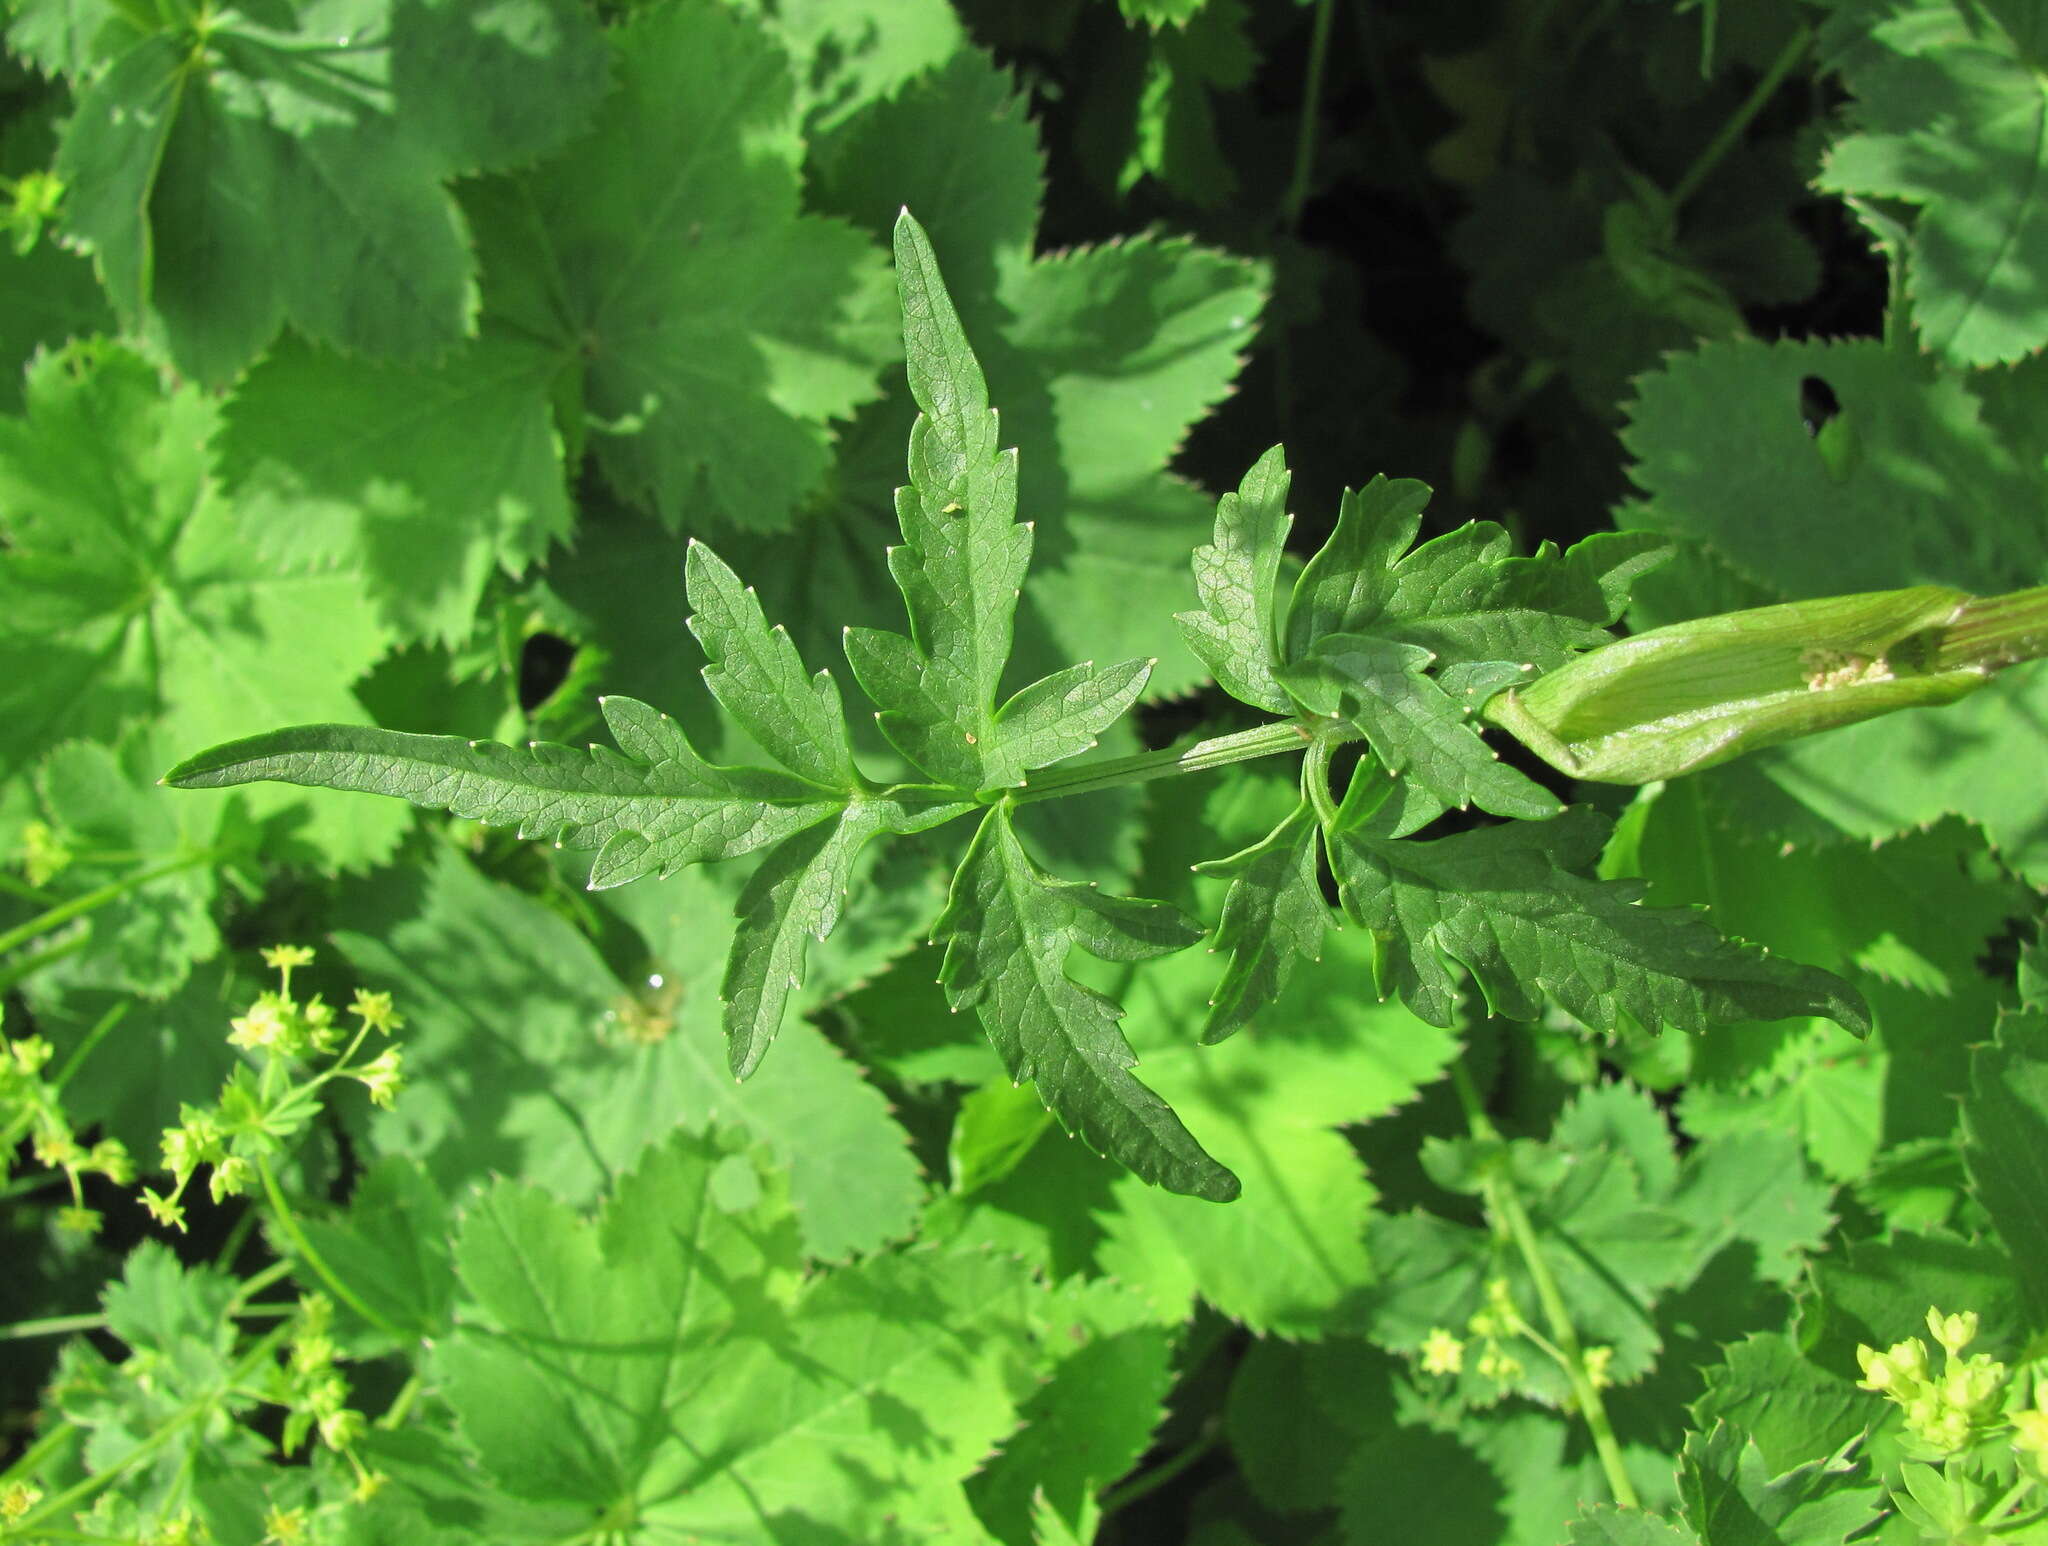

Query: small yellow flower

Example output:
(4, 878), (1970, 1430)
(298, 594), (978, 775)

(208, 1154), (254, 1203)
(319, 1406), (366, 1450)
(1857, 1337), (1928, 1394)
(2013, 1393), (2048, 1466)
(54, 1204), (102, 1237)
(1583, 1345), (1615, 1391)
(88, 1138), (134, 1186)
(140, 1188), (187, 1232)
(1477, 1347), (1523, 1383)
(2, 1480), (43, 1521)
(355, 1047), (404, 1109)
(350, 988), (402, 1035)
(261, 1503), (309, 1544)
(1927, 1307), (1979, 1356)
(229, 998), (290, 1051)
(1420, 1327), (1465, 1375)
(30, 1127), (80, 1170)
(261, 944), (317, 972)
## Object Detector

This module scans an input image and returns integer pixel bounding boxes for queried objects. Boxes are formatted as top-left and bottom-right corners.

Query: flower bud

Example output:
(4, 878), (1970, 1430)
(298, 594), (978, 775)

(1484, 585), (1986, 783)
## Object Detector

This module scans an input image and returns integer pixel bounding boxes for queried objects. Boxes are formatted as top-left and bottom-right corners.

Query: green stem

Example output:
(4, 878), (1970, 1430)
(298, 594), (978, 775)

(1667, 24), (1813, 212)
(0, 1419), (79, 1502)
(226, 1259), (297, 1311)
(1302, 736), (1341, 830)
(50, 1002), (130, 1094)
(1933, 585), (2048, 674)
(1096, 1423), (1224, 1519)
(1008, 719), (1323, 808)
(1, 1300), (292, 1341)
(1280, 0), (1336, 232)
(379, 1372), (424, 1430)
(254, 1155), (399, 1337)
(0, 931), (93, 994)
(0, 850), (218, 959)
(1449, 1061), (1640, 1509)
(9, 1323), (294, 1530)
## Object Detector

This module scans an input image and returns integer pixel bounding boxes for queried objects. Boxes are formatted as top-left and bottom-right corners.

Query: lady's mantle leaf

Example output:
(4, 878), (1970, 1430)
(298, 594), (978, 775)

(933, 803), (1233, 1200)
(334, 852), (924, 1261)
(1330, 805), (1871, 1036)
(0, 342), (395, 866)
(433, 1130), (1053, 1537)
(217, 333), (573, 649)
(1819, 1), (2048, 366)
(466, 0), (896, 531)
(42, 0), (609, 383)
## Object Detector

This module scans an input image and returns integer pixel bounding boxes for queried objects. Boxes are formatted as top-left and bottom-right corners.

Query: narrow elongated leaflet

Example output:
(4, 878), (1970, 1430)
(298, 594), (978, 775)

(983, 656), (1154, 787)
(1194, 799), (1328, 1043)
(162, 699), (849, 888)
(685, 539), (862, 791)
(723, 805), (892, 1079)
(1176, 445), (1295, 713)
(933, 803), (1234, 1200)
(1283, 476), (1432, 661)
(842, 212), (1031, 790)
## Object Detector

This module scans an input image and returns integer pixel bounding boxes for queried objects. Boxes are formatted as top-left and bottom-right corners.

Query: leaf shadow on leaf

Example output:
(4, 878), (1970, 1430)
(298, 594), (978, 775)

(1603, 1239), (1770, 1457)
(329, 862), (618, 1194)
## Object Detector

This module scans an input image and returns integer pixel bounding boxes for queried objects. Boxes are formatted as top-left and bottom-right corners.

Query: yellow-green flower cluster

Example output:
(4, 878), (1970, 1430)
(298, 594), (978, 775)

(2, 1480), (43, 1529)
(1858, 1308), (2009, 1456)
(1417, 1277), (1618, 1405)
(143, 947), (405, 1232)
(2, 1022), (134, 1238)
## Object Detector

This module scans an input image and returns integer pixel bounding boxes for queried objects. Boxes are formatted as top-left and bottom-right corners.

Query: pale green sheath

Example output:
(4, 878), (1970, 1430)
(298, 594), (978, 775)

(1482, 584), (1999, 784)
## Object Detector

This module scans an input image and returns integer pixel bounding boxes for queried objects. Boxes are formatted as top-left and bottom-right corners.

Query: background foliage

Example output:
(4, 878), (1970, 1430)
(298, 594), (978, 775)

(2, 0), (2046, 1542)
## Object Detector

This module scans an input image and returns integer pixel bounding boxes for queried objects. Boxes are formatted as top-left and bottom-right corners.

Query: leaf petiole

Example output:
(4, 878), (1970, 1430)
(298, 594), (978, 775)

(1005, 718), (1328, 808)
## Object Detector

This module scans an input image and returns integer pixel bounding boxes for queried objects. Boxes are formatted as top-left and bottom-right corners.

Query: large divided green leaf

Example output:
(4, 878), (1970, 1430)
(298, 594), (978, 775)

(933, 803), (1228, 1199)
(0, 342), (397, 865)
(164, 700), (855, 889)
(1330, 804), (1871, 1036)
(1818, 0), (2048, 366)
(429, 1129), (1054, 1540)
(29, 0), (609, 383)
(466, 0), (896, 530)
